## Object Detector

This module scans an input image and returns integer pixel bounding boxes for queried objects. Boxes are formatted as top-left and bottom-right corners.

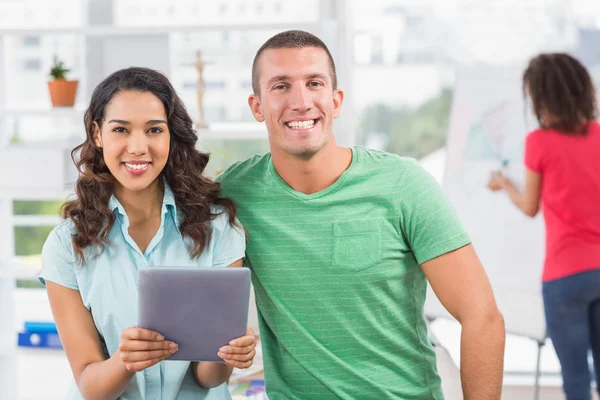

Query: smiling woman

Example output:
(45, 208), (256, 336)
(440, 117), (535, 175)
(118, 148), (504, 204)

(38, 67), (256, 400)
(65, 68), (236, 261)
(95, 91), (171, 195)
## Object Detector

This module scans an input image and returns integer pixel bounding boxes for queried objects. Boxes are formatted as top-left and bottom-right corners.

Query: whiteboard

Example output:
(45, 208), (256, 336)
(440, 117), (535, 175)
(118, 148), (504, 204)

(424, 66), (547, 342)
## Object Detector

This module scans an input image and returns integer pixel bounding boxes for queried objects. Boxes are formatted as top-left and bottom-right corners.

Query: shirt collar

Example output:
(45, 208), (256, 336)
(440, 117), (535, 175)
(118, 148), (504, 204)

(108, 179), (180, 233)
(162, 183), (180, 232)
(108, 194), (126, 217)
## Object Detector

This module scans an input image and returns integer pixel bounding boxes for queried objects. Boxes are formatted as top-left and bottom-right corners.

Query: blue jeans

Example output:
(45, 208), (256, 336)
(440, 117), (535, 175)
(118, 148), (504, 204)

(543, 269), (600, 400)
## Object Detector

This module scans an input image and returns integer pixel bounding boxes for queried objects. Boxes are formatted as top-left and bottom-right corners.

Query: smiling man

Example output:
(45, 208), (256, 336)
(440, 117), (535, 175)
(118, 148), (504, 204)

(217, 30), (505, 400)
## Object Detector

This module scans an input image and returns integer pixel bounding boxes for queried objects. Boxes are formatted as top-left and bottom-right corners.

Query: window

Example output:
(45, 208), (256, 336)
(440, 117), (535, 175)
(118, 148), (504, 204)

(13, 200), (64, 289)
(22, 36), (41, 47)
(22, 58), (41, 71)
(13, 200), (63, 216)
(204, 105), (227, 122)
(350, 0), (591, 159)
(200, 139), (270, 177)
(205, 81), (226, 90)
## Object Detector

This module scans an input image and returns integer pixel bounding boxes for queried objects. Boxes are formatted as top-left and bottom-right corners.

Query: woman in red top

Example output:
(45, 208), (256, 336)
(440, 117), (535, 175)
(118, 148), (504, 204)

(489, 53), (600, 400)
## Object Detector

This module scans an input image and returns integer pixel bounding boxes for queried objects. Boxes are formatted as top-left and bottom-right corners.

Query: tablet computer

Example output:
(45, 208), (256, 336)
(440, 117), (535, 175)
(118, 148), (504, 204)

(138, 267), (251, 362)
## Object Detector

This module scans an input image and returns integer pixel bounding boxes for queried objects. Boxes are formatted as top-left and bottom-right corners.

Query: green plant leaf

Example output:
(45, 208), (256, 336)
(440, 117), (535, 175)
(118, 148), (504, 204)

(49, 56), (71, 80)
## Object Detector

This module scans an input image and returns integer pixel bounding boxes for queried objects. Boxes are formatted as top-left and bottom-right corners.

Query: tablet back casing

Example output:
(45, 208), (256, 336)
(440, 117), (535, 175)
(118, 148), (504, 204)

(138, 267), (251, 362)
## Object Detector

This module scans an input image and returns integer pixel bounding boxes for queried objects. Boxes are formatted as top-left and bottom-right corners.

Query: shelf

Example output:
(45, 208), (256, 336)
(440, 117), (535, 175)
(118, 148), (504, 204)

(0, 117), (266, 144)
(0, 262), (40, 280)
(0, 111), (267, 140)
(0, 186), (73, 201)
(12, 215), (62, 227)
(0, 22), (320, 37)
(0, 107), (85, 119)
(197, 122), (267, 140)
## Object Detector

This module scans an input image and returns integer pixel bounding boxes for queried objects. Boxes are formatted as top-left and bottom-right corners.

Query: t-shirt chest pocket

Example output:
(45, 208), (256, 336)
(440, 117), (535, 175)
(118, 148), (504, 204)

(332, 219), (382, 271)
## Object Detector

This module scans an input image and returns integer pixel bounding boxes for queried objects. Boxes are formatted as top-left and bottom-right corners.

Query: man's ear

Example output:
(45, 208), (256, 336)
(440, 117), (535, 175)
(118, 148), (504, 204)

(332, 88), (344, 119)
(93, 122), (102, 148)
(248, 94), (265, 123)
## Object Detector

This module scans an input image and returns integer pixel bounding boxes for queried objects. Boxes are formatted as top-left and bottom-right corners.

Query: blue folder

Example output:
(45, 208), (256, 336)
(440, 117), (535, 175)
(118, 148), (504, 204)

(18, 331), (62, 349)
(17, 321), (62, 349)
(24, 321), (58, 334)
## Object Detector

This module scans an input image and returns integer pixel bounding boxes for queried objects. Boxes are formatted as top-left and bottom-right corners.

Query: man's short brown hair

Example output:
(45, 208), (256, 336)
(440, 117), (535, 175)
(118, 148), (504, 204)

(251, 30), (338, 96)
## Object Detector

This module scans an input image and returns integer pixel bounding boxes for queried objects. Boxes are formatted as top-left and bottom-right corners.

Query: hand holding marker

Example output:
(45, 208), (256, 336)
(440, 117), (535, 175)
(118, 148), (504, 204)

(487, 159), (509, 191)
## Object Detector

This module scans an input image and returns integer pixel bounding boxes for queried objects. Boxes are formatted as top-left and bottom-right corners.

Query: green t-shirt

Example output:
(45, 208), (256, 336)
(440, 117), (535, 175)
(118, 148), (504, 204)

(218, 147), (470, 400)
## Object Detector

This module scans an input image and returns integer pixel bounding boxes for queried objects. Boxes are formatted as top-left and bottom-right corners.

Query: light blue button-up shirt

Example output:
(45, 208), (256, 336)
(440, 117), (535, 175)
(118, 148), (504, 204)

(40, 183), (246, 400)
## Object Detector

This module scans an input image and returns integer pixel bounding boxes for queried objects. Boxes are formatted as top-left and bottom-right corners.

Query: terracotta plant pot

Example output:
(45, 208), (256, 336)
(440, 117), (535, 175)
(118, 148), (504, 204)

(47, 79), (78, 107)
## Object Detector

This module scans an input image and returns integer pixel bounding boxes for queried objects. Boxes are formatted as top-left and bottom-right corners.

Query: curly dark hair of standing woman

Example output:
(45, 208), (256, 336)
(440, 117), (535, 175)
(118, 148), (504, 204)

(523, 53), (598, 135)
(61, 67), (238, 262)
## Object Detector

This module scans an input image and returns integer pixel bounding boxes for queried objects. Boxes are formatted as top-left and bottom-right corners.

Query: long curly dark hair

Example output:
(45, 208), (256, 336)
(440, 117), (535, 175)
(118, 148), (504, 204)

(62, 67), (237, 262)
(523, 53), (598, 135)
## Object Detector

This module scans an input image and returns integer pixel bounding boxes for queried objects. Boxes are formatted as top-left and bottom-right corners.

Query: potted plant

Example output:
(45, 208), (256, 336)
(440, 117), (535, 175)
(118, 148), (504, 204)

(47, 55), (78, 107)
